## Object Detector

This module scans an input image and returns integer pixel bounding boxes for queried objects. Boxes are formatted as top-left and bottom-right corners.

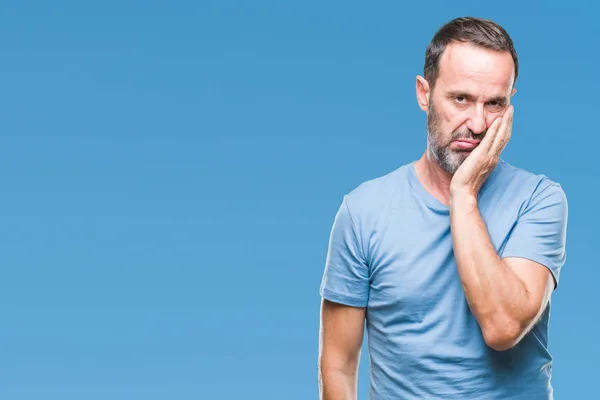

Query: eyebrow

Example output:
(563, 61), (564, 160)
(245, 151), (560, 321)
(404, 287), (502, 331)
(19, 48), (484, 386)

(446, 90), (509, 105)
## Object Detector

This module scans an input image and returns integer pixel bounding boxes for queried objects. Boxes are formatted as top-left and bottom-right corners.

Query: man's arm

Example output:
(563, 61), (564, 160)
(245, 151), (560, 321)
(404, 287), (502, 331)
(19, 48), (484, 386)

(449, 193), (555, 351)
(318, 299), (365, 400)
(448, 106), (567, 351)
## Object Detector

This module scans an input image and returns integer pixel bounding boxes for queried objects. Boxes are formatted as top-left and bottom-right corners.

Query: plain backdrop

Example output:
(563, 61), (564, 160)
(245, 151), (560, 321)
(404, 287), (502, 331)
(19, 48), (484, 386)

(1, 1), (597, 399)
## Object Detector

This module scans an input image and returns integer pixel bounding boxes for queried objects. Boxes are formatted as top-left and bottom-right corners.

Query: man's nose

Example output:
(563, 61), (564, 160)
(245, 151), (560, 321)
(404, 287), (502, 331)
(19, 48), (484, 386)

(466, 106), (487, 135)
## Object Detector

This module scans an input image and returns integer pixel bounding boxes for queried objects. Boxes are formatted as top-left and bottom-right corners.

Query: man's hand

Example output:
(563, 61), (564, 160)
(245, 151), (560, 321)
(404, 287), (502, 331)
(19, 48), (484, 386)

(447, 104), (558, 350)
(450, 105), (514, 199)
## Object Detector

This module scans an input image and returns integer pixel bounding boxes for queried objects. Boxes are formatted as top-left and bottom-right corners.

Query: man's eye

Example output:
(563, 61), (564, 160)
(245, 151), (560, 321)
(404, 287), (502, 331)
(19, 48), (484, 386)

(487, 101), (505, 110)
(456, 96), (466, 103)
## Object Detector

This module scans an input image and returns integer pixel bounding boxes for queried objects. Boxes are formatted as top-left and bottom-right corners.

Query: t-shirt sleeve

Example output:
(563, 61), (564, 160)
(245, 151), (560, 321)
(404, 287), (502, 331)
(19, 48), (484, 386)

(319, 196), (370, 307)
(501, 181), (568, 288)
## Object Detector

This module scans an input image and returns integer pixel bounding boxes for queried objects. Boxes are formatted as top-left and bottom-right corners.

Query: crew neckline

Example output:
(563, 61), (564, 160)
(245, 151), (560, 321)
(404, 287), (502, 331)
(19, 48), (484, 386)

(406, 160), (504, 212)
(407, 161), (450, 212)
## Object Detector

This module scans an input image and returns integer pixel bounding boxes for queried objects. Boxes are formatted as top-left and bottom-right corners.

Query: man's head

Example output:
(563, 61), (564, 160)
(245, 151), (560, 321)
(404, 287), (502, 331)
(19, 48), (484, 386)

(416, 17), (518, 175)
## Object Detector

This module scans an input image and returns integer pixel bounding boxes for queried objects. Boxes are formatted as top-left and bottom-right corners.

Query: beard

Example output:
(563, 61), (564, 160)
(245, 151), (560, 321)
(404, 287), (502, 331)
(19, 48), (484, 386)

(426, 100), (486, 175)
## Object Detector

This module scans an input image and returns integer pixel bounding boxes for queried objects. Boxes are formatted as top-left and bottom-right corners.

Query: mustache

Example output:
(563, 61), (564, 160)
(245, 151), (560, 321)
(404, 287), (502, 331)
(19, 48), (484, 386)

(451, 128), (487, 141)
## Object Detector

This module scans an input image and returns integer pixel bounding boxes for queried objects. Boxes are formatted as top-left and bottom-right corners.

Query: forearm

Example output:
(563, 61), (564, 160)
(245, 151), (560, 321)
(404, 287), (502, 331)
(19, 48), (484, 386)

(319, 364), (357, 400)
(449, 193), (534, 348)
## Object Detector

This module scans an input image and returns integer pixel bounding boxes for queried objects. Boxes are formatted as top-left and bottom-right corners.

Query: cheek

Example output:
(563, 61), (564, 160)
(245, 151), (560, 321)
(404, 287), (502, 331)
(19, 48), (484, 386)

(446, 114), (468, 134)
(432, 101), (468, 136)
(440, 105), (464, 126)
(484, 113), (502, 129)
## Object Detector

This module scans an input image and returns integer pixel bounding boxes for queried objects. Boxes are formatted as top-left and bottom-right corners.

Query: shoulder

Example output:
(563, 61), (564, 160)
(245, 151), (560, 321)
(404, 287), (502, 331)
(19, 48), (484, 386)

(494, 160), (567, 213)
(342, 163), (412, 216)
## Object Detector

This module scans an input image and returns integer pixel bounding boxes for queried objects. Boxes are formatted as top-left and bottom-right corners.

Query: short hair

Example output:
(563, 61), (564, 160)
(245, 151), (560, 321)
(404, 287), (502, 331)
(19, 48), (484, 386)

(424, 17), (518, 89)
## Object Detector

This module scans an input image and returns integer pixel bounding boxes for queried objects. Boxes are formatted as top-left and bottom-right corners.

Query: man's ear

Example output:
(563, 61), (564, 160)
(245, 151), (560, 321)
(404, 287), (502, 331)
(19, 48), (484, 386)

(511, 87), (517, 96)
(416, 76), (430, 112)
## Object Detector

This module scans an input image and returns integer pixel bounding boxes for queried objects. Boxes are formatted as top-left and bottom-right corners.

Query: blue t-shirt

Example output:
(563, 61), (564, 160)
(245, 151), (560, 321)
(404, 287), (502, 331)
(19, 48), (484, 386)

(320, 160), (568, 400)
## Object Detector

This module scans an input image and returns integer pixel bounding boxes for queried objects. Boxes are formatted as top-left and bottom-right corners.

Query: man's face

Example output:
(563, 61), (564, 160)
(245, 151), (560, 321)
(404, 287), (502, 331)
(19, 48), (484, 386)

(424, 42), (515, 175)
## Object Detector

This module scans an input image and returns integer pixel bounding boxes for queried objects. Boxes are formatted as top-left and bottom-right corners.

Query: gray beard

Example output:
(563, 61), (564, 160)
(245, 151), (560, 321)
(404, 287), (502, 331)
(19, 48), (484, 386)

(427, 133), (467, 175)
(426, 101), (485, 175)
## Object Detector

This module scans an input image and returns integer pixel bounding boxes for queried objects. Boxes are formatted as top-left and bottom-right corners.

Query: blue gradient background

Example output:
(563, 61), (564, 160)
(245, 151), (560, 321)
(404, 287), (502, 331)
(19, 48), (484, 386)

(1, 1), (597, 399)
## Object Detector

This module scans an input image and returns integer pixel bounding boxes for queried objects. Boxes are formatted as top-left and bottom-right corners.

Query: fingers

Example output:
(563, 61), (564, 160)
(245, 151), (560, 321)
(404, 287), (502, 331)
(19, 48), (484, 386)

(479, 115), (503, 153)
(490, 106), (513, 156)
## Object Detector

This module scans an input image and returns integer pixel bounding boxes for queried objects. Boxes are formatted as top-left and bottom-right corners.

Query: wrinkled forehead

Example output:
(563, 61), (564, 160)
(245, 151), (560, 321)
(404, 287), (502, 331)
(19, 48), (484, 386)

(436, 42), (515, 95)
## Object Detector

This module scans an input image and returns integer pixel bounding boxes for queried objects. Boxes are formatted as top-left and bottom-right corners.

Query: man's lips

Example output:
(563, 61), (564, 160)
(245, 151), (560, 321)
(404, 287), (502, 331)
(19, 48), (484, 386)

(454, 140), (480, 150)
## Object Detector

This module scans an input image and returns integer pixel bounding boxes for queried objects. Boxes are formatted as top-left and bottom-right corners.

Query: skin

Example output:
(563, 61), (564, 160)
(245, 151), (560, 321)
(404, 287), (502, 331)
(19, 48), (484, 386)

(319, 42), (555, 399)
(318, 299), (365, 400)
(415, 42), (554, 351)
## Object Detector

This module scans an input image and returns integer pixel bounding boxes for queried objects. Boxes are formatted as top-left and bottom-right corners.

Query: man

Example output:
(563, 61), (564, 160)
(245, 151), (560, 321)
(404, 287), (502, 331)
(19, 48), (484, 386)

(318, 17), (568, 399)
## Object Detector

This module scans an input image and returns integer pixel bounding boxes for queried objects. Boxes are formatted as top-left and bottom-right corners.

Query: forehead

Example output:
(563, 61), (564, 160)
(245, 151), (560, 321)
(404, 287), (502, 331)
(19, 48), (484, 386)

(436, 42), (515, 95)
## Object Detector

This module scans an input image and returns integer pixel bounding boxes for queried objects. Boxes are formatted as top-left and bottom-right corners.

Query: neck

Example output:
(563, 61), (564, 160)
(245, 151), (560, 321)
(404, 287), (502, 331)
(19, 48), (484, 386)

(414, 149), (453, 206)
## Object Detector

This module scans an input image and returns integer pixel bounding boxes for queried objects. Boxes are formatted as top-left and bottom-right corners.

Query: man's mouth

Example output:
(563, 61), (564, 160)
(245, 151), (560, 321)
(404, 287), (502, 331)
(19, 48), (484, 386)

(454, 140), (480, 150)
